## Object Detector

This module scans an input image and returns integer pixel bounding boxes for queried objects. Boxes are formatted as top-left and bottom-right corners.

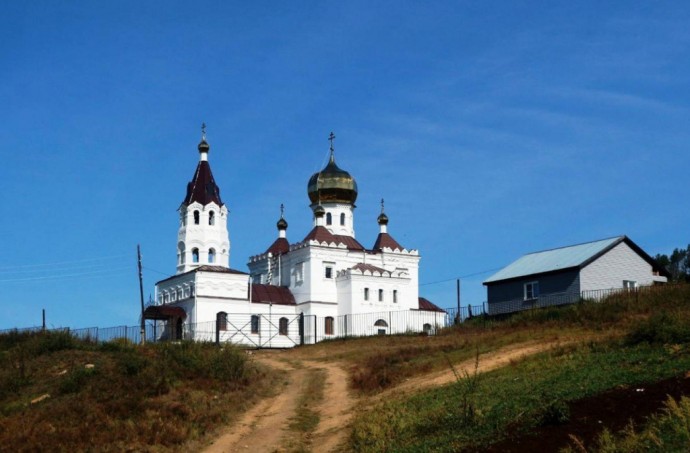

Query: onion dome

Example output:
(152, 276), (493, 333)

(313, 204), (326, 218)
(198, 122), (210, 153)
(307, 132), (358, 205)
(277, 204), (288, 230)
(377, 198), (388, 225)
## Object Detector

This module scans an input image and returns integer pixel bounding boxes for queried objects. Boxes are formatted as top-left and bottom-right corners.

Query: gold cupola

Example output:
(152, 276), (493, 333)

(307, 132), (358, 205)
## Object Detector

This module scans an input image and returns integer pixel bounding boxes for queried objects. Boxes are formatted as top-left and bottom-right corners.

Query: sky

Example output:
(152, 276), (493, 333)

(1, 1), (688, 330)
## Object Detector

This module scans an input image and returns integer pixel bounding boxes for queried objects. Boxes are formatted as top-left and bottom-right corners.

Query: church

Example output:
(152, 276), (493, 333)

(146, 128), (446, 347)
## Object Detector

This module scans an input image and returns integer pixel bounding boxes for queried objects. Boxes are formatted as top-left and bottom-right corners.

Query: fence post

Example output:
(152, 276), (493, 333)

(299, 312), (304, 346)
(215, 317), (220, 346)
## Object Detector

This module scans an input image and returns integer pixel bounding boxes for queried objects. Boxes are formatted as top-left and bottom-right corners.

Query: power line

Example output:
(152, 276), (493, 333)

(0, 266), (132, 283)
(0, 253), (130, 271)
(419, 267), (501, 287)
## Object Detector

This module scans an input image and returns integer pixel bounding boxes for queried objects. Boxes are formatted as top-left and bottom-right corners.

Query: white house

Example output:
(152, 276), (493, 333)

(146, 129), (446, 347)
(483, 236), (669, 315)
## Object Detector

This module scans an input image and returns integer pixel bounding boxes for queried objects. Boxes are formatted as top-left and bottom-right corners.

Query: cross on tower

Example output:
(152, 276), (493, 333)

(328, 131), (336, 153)
(201, 122), (207, 140)
(381, 198), (385, 213)
(280, 203), (285, 218)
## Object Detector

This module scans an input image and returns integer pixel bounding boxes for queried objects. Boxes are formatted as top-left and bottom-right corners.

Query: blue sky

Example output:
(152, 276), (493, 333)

(1, 1), (688, 329)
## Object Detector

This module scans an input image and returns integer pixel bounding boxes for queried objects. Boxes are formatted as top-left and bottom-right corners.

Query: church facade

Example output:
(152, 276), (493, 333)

(148, 129), (445, 347)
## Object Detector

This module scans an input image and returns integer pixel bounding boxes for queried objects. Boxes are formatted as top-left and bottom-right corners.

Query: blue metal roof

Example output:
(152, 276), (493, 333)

(484, 236), (624, 284)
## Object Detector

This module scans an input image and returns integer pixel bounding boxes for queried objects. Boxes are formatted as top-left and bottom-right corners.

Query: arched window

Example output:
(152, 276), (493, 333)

(325, 316), (334, 335)
(279, 317), (288, 335)
(192, 248), (199, 263)
(374, 319), (388, 335)
(181, 213), (186, 226)
(208, 248), (216, 263)
(194, 210), (200, 225)
(340, 213), (345, 226)
(216, 312), (227, 331)
(209, 211), (215, 225)
(364, 288), (370, 301)
(378, 289), (384, 302)
(178, 242), (185, 264)
(251, 315), (260, 334)
(326, 212), (332, 225)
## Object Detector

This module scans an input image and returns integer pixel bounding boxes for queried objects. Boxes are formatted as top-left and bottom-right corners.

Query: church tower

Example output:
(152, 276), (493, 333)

(176, 124), (230, 273)
(307, 132), (358, 237)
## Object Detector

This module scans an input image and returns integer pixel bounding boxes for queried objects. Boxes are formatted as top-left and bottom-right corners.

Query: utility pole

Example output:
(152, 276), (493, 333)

(456, 278), (461, 324)
(137, 244), (146, 344)
(42, 309), (46, 332)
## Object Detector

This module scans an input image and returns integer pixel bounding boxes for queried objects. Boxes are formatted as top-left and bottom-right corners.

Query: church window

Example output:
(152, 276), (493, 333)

(340, 213), (345, 226)
(192, 248), (199, 263)
(378, 289), (384, 302)
(194, 210), (200, 224)
(393, 290), (398, 303)
(217, 312), (228, 331)
(326, 212), (332, 225)
(209, 211), (215, 225)
(178, 242), (185, 264)
(279, 317), (288, 335)
(208, 248), (216, 263)
(294, 262), (304, 283)
(325, 266), (333, 279)
(364, 288), (370, 301)
(251, 315), (260, 334)
(423, 323), (432, 334)
(325, 317), (334, 335)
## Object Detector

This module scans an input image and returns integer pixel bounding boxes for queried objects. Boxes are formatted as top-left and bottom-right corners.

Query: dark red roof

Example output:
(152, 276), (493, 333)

(351, 263), (388, 274)
(266, 237), (290, 255)
(417, 297), (445, 312)
(251, 284), (296, 305)
(182, 161), (223, 206)
(373, 232), (404, 252)
(302, 226), (365, 251)
(155, 265), (247, 284)
(143, 305), (187, 320)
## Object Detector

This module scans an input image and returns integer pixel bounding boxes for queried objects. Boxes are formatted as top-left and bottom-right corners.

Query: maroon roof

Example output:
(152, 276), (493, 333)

(351, 263), (388, 274)
(182, 161), (223, 206)
(251, 284), (296, 305)
(417, 297), (445, 312)
(155, 265), (247, 284)
(266, 237), (290, 255)
(373, 232), (404, 252)
(143, 305), (187, 320)
(302, 226), (365, 251)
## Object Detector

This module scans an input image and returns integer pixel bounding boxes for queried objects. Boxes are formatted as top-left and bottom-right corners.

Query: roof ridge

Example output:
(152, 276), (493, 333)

(524, 235), (624, 256)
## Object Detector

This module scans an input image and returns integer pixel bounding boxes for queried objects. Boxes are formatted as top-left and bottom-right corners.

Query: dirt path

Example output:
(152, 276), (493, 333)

(202, 354), (303, 453)
(378, 340), (570, 401)
(204, 340), (571, 452)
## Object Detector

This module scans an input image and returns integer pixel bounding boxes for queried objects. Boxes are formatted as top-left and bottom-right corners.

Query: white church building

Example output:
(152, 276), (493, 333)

(146, 129), (445, 347)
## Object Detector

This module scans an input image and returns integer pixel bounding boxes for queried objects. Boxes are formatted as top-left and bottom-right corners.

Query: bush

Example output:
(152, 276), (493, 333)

(626, 312), (690, 345)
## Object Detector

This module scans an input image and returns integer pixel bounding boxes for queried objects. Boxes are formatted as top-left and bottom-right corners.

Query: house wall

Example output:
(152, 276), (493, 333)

(580, 241), (660, 291)
(486, 269), (580, 315)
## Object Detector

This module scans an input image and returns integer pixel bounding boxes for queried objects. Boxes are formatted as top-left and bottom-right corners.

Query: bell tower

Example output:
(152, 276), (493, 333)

(176, 124), (230, 273)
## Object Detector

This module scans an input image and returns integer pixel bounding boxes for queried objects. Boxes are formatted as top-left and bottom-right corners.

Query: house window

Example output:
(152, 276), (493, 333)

(208, 248), (216, 263)
(209, 211), (215, 225)
(364, 288), (370, 301)
(524, 281), (539, 300)
(325, 316), (334, 335)
(340, 213), (345, 226)
(623, 280), (637, 290)
(326, 212), (332, 225)
(393, 290), (398, 303)
(192, 248), (199, 263)
(194, 210), (200, 225)
(279, 317), (288, 336)
(217, 312), (228, 331)
(251, 315), (260, 334)
(325, 266), (333, 279)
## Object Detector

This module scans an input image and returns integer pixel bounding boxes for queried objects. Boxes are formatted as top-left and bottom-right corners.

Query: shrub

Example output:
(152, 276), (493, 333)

(626, 312), (690, 345)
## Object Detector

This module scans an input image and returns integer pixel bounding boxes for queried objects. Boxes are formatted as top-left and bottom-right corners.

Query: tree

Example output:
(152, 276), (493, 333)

(656, 245), (690, 283)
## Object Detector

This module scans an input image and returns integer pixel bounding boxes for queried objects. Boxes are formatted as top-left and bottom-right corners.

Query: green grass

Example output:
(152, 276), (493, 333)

(346, 284), (690, 452)
(350, 341), (690, 452)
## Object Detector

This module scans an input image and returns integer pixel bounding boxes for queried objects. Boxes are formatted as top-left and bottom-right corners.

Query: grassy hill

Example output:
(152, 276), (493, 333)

(2, 284), (690, 452)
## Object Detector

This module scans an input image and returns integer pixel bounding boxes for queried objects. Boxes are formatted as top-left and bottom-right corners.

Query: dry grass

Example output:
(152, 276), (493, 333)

(0, 333), (277, 452)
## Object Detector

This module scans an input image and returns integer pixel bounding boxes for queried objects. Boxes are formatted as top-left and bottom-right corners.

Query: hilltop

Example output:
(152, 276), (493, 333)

(2, 284), (690, 452)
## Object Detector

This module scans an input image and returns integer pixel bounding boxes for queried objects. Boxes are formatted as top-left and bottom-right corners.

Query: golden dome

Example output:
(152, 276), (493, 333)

(307, 152), (358, 205)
